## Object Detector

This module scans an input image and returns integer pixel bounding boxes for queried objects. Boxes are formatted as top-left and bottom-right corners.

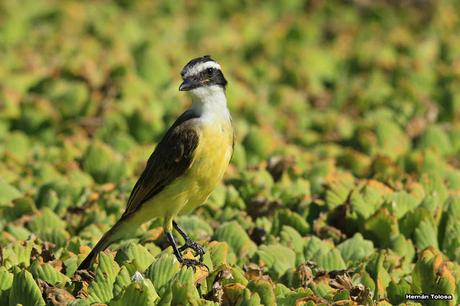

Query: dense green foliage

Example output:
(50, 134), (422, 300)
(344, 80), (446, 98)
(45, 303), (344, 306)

(1, 0), (460, 305)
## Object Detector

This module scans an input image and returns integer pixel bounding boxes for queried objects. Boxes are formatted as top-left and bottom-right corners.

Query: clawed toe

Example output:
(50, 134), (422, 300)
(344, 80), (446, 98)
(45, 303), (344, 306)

(180, 258), (209, 271)
(170, 221), (207, 264)
(179, 239), (205, 261)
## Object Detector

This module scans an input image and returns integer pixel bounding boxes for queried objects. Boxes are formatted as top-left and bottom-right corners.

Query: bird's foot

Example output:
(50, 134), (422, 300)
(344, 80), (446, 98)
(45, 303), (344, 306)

(179, 239), (205, 262)
(178, 257), (209, 271)
(166, 231), (208, 271)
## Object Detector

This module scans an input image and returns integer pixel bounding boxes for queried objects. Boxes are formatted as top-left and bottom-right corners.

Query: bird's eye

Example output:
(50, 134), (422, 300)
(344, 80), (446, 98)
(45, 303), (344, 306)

(206, 68), (213, 76)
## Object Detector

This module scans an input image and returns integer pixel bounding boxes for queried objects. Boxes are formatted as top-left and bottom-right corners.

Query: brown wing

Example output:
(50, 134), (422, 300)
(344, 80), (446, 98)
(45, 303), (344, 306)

(122, 110), (200, 217)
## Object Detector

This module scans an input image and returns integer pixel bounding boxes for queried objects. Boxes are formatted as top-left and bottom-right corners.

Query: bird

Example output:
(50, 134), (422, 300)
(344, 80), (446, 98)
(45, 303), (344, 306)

(78, 55), (234, 270)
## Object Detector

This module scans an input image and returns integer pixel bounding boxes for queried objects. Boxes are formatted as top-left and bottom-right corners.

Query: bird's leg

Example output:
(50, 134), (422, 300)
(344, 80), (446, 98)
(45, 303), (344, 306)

(166, 231), (206, 269)
(173, 221), (205, 262)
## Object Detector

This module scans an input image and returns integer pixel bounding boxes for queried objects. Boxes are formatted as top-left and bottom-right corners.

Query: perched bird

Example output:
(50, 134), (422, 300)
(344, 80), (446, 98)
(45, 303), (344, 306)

(78, 55), (233, 269)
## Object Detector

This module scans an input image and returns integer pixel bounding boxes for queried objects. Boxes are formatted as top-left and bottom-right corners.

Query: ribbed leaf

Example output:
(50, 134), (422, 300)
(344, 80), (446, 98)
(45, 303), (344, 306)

(27, 207), (66, 233)
(385, 191), (419, 219)
(279, 226), (306, 264)
(214, 221), (257, 257)
(350, 183), (386, 219)
(113, 266), (131, 297)
(145, 252), (180, 294)
(0, 267), (13, 306)
(29, 261), (70, 285)
(2, 240), (34, 268)
(314, 248), (346, 271)
(325, 173), (354, 210)
(441, 197), (460, 261)
(109, 272), (158, 306)
(0, 179), (21, 207)
(337, 233), (374, 264)
(272, 209), (310, 236)
(88, 252), (120, 303)
(9, 270), (45, 306)
(208, 241), (229, 267)
(364, 208), (398, 247)
(414, 219), (438, 250)
(412, 248), (457, 305)
(247, 279), (276, 306)
(304, 236), (332, 260)
(255, 244), (296, 278)
(116, 243), (155, 275)
(170, 267), (200, 304)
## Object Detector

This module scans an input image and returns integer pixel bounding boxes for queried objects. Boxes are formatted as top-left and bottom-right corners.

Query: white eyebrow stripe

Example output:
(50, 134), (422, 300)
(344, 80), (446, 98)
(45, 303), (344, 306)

(184, 61), (221, 78)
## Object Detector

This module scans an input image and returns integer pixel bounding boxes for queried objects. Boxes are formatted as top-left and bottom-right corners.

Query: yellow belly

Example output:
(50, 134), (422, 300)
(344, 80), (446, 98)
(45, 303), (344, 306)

(179, 122), (233, 214)
(132, 120), (233, 229)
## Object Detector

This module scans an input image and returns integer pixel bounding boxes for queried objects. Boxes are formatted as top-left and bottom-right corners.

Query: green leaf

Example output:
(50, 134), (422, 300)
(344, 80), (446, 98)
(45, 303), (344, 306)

(364, 208), (399, 247)
(387, 279), (411, 305)
(414, 219), (438, 250)
(375, 120), (409, 159)
(9, 270), (45, 306)
(2, 241), (34, 268)
(254, 244), (296, 278)
(325, 173), (355, 210)
(175, 215), (213, 241)
(113, 266), (131, 298)
(247, 279), (276, 306)
(304, 236), (332, 260)
(214, 221), (257, 257)
(399, 207), (432, 238)
(272, 209), (310, 236)
(367, 252), (391, 300)
(88, 252), (120, 303)
(390, 234), (415, 263)
(207, 241), (229, 267)
(116, 243), (155, 275)
(238, 288), (262, 306)
(412, 248), (457, 305)
(276, 288), (314, 306)
(0, 267), (13, 291)
(27, 207), (66, 233)
(0, 267), (13, 306)
(0, 179), (21, 207)
(243, 126), (273, 161)
(82, 141), (129, 184)
(385, 191), (419, 219)
(440, 197), (460, 261)
(29, 261), (70, 285)
(314, 248), (346, 271)
(145, 253), (180, 294)
(170, 267), (200, 304)
(279, 226), (306, 264)
(337, 233), (374, 264)
(417, 125), (453, 156)
(350, 184), (386, 219)
(109, 272), (158, 306)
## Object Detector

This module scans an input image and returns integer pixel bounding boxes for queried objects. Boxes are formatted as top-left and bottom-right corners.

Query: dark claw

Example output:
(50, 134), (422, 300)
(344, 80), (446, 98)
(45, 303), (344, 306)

(173, 221), (206, 262)
(166, 231), (208, 271)
(179, 239), (205, 262)
(180, 258), (209, 271)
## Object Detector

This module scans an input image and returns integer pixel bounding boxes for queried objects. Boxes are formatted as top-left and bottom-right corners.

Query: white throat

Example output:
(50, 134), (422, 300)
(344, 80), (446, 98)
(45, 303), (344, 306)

(189, 85), (230, 121)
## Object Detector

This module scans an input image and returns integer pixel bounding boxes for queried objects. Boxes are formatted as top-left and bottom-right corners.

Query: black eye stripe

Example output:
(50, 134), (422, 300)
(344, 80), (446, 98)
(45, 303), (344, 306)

(180, 58), (227, 88)
(202, 67), (216, 76)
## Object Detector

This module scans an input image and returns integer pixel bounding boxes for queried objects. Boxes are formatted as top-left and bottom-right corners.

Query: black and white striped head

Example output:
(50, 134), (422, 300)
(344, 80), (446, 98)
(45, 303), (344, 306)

(179, 55), (227, 91)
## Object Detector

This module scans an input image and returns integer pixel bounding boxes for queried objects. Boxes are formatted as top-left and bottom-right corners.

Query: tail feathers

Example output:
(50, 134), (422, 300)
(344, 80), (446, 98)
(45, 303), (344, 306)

(77, 219), (126, 270)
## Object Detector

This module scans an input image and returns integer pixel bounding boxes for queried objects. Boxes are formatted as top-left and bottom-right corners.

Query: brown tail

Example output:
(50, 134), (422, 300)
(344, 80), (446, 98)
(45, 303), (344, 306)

(77, 218), (127, 270)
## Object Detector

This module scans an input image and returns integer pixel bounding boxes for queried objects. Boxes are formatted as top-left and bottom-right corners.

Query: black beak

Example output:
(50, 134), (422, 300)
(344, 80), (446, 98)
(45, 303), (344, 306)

(179, 78), (199, 91)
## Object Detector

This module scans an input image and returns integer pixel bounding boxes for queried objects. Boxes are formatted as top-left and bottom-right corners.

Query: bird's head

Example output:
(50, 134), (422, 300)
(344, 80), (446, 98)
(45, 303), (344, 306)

(179, 56), (227, 97)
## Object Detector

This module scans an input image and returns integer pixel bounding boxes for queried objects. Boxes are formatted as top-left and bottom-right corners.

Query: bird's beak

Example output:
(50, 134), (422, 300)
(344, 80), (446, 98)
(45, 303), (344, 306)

(179, 78), (199, 91)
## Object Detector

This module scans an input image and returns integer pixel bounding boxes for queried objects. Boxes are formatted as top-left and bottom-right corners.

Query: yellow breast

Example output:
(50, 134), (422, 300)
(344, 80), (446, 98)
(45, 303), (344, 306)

(180, 120), (233, 213)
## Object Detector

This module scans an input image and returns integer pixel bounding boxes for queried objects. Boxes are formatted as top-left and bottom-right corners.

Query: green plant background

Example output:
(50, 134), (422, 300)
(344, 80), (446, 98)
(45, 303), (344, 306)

(1, 0), (460, 305)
